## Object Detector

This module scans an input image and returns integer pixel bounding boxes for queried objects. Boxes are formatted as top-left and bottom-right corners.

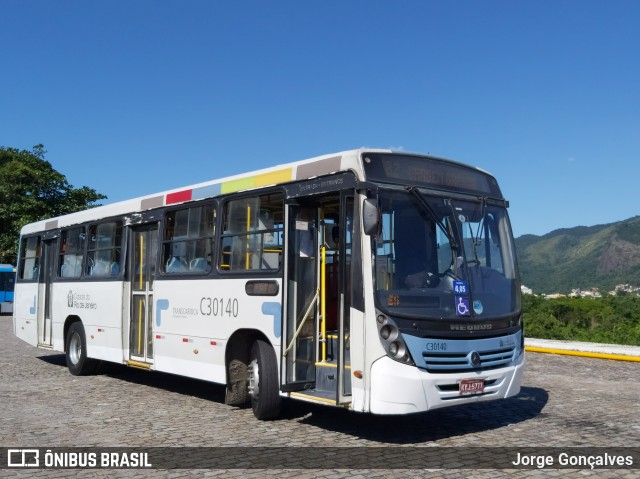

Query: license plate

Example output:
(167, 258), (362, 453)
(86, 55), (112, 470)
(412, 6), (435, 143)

(459, 378), (485, 396)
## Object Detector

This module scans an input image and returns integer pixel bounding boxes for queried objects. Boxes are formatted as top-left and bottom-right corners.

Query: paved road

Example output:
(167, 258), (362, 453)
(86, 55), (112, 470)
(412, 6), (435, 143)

(1, 315), (638, 478)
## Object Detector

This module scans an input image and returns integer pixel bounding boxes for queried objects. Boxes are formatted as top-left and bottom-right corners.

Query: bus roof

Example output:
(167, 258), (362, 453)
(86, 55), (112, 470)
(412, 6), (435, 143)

(19, 148), (496, 235)
(19, 149), (377, 234)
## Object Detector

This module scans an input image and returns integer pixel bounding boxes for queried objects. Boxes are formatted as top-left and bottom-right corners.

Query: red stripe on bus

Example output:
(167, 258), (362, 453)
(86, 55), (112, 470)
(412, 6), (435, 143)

(166, 189), (192, 204)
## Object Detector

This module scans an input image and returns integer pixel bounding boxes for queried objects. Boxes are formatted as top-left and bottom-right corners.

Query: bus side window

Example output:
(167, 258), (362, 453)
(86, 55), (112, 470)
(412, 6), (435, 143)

(87, 221), (123, 278)
(19, 236), (42, 281)
(163, 203), (215, 275)
(61, 254), (82, 278)
(166, 241), (188, 272)
(218, 193), (283, 273)
(59, 227), (86, 279)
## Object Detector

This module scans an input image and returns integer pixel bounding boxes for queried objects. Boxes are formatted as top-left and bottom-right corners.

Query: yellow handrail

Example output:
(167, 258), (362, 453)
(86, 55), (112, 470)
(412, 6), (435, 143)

(321, 245), (326, 362)
(246, 204), (251, 269)
(138, 233), (144, 291)
(138, 233), (144, 355)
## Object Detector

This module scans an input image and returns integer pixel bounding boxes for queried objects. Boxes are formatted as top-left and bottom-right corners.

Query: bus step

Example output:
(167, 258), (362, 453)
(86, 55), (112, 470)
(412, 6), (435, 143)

(126, 360), (152, 370)
(290, 390), (337, 405)
(315, 361), (338, 393)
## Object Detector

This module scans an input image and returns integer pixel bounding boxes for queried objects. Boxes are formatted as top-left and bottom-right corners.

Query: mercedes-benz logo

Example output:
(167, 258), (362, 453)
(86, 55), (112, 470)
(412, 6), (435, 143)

(470, 351), (481, 367)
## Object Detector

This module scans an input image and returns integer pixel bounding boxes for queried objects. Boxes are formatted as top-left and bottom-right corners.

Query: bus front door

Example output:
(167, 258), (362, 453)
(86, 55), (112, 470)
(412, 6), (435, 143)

(283, 194), (353, 405)
(128, 224), (158, 365)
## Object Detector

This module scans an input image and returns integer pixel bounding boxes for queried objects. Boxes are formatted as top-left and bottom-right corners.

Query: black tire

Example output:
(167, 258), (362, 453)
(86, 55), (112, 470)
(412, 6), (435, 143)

(65, 322), (98, 376)
(248, 339), (281, 420)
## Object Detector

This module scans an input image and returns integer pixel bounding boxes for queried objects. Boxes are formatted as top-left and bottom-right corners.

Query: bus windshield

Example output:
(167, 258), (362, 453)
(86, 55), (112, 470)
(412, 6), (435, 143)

(373, 189), (520, 320)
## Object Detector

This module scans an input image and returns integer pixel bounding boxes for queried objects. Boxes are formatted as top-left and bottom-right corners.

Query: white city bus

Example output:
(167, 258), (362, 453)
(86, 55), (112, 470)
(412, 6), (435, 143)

(14, 149), (524, 419)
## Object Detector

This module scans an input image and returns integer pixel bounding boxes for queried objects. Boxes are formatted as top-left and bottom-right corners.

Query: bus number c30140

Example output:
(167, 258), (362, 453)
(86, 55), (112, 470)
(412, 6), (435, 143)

(200, 297), (239, 318)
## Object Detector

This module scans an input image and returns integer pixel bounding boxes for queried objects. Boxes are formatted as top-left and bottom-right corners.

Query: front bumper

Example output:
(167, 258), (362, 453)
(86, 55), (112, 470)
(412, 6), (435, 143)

(369, 348), (525, 414)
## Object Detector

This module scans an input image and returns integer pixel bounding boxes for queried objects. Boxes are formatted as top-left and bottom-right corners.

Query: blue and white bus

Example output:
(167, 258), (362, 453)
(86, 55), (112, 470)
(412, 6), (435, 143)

(0, 264), (15, 314)
(13, 149), (524, 419)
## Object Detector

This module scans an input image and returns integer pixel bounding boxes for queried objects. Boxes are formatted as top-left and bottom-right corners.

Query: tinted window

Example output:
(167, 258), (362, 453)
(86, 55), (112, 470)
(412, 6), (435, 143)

(163, 204), (215, 274)
(59, 227), (86, 278)
(219, 193), (284, 272)
(19, 236), (41, 281)
(87, 221), (123, 278)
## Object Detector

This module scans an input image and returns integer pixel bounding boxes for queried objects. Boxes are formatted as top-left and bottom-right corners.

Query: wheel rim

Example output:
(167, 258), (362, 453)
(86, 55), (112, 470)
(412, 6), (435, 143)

(69, 332), (82, 365)
(248, 358), (260, 400)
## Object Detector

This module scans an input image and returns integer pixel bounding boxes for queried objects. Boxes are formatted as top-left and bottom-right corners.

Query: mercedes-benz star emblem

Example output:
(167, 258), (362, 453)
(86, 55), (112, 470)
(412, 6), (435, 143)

(470, 351), (481, 367)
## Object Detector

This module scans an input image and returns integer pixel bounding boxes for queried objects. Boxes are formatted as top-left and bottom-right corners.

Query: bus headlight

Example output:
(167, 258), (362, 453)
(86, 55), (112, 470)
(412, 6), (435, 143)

(380, 325), (393, 340)
(376, 312), (414, 365)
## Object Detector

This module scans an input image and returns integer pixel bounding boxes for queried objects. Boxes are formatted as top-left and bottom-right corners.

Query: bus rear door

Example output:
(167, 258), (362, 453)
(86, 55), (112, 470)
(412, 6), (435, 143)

(37, 239), (56, 347)
(127, 223), (158, 367)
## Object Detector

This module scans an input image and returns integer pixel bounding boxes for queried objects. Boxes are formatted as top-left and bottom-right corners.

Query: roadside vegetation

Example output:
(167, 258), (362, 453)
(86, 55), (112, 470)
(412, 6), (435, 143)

(523, 293), (640, 346)
(0, 145), (105, 264)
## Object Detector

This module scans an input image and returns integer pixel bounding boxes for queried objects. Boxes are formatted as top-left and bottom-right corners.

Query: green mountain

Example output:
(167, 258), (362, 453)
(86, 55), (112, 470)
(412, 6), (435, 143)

(515, 216), (640, 294)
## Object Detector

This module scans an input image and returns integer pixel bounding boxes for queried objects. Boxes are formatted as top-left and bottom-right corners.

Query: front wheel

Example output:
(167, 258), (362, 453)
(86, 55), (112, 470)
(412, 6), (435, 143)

(247, 339), (281, 420)
(66, 322), (98, 376)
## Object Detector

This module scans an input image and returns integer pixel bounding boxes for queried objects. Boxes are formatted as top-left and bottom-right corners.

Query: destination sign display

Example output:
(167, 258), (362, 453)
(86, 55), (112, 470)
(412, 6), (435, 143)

(284, 172), (358, 199)
(362, 153), (503, 198)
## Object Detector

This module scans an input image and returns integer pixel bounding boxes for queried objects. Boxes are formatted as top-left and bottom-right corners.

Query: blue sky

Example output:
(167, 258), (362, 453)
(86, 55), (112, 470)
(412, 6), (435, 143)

(2, 1), (639, 237)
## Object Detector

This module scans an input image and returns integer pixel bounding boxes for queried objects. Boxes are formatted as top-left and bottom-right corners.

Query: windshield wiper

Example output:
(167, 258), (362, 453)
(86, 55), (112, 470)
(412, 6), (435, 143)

(468, 196), (487, 264)
(406, 187), (457, 249)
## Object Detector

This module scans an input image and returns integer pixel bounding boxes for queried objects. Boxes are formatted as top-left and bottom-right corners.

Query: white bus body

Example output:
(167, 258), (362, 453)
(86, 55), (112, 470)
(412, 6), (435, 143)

(14, 149), (524, 419)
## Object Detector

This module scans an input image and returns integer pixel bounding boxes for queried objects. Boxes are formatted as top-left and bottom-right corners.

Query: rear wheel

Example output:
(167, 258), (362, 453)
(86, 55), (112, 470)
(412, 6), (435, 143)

(248, 339), (281, 420)
(66, 322), (98, 376)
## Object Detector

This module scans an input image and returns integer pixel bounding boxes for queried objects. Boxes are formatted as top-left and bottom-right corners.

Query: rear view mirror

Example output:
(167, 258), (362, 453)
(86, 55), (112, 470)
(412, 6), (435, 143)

(362, 198), (378, 236)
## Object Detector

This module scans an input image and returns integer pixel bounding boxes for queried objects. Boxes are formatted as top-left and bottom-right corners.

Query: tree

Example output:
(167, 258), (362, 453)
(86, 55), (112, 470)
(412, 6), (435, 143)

(0, 145), (106, 264)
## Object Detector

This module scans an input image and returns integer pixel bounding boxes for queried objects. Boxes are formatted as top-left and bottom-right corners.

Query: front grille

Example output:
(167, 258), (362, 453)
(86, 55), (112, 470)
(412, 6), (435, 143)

(422, 346), (515, 373)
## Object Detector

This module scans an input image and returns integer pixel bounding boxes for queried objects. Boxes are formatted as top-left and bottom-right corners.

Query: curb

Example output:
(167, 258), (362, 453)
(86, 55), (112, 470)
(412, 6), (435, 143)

(525, 338), (640, 362)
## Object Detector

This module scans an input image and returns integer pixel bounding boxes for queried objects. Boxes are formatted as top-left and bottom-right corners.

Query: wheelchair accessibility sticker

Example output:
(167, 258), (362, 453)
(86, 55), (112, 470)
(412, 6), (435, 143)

(456, 297), (471, 316)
